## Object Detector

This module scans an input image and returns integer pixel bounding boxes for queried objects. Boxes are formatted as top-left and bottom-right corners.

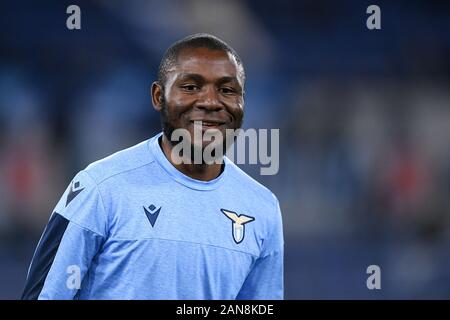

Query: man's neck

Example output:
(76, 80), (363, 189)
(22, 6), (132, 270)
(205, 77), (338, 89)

(160, 134), (223, 181)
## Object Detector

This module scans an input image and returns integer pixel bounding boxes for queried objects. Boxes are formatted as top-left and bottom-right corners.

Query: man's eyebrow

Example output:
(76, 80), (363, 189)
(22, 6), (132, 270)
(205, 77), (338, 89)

(176, 73), (240, 84)
(176, 73), (205, 82)
(216, 76), (240, 84)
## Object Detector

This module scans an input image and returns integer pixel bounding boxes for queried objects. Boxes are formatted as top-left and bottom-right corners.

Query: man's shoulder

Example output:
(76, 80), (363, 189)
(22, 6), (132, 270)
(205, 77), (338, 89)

(82, 139), (155, 185)
(225, 158), (279, 208)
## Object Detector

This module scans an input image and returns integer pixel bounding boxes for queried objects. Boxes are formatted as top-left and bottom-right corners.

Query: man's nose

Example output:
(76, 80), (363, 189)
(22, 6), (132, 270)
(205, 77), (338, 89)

(195, 87), (223, 111)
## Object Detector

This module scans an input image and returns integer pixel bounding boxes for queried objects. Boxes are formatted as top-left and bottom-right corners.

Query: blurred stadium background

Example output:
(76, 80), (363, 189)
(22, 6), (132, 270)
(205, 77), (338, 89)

(1, 0), (449, 299)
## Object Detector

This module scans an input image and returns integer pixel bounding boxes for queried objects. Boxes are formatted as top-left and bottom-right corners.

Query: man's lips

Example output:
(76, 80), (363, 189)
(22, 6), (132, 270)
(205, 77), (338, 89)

(190, 120), (226, 128)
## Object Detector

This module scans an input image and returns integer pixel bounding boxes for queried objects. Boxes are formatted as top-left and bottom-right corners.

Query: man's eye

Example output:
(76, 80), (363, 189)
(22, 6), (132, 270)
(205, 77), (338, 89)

(181, 85), (200, 91)
(220, 87), (236, 94)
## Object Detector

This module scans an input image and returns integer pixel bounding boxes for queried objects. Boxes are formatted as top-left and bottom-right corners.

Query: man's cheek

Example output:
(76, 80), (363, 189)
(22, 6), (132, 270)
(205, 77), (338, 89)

(233, 110), (244, 128)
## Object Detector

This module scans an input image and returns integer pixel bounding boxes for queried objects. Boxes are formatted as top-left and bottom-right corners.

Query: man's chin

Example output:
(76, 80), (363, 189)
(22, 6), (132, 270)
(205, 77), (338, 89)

(163, 124), (234, 154)
(189, 139), (226, 164)
(190, 139), (225, 151)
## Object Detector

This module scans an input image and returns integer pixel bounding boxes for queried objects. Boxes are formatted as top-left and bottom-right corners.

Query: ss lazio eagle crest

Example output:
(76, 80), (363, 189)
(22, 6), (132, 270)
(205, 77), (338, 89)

(221, 209), (255, 244)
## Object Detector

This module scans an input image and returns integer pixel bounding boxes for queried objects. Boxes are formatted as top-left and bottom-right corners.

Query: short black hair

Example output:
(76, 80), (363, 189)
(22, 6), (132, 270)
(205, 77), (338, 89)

(157, 33), (245, 87)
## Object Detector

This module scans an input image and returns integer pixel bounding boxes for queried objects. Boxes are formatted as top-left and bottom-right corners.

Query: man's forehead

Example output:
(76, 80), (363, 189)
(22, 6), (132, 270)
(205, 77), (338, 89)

(166, 47), (242, 80)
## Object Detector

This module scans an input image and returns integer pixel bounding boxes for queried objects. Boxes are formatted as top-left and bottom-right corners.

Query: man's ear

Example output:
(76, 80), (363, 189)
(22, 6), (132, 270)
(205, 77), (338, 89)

(151, 81), (164, 112)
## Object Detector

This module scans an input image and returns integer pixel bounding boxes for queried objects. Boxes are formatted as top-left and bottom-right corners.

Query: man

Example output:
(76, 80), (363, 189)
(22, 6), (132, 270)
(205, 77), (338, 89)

(21, 33), (284, 300)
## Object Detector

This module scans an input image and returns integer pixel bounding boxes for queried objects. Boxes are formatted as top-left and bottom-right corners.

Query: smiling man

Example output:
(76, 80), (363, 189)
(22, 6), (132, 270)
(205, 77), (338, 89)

(21, 34), (284, 300)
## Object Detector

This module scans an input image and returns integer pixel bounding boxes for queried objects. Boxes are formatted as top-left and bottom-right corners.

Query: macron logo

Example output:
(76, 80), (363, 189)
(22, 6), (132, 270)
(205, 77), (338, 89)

(66, 181), (85, 207)
(143, 204), (161, 227)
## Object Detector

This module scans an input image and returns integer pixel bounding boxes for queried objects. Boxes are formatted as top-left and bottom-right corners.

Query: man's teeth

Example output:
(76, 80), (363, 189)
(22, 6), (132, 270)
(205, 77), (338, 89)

(191, 121), (222, 127)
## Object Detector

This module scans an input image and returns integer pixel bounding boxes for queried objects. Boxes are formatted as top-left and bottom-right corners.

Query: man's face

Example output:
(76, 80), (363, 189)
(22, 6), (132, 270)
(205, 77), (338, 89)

(153, 47), (244, 152)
